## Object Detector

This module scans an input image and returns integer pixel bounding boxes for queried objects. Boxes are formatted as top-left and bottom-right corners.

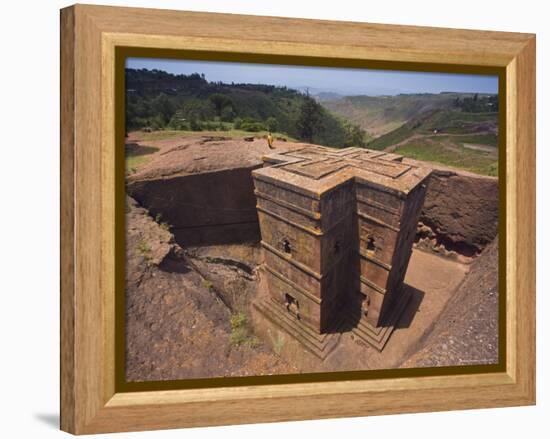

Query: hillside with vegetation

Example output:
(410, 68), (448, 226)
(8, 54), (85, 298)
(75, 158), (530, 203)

(125, 68), (368, 148)
(320, 92), (498, 138)
(321, 92), (499, 176)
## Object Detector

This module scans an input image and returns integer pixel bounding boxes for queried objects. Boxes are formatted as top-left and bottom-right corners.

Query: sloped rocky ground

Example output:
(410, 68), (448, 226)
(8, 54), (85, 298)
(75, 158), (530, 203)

(401, 237), (499, 368)
(125, 197), (296, 382)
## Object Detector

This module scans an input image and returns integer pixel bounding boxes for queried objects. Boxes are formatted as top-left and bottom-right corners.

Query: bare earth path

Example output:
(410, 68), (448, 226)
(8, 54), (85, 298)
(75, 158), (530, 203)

(462, 142), (497, 153)
(383, 132), (497, 153)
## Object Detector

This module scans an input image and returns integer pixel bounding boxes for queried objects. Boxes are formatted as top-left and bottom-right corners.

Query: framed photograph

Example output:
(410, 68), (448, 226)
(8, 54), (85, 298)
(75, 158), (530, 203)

(60, 4), (535, 434)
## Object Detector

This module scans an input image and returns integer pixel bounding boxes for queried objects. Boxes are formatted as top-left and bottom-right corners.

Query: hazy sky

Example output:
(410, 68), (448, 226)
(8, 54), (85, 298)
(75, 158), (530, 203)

(127, 57), (498, 96)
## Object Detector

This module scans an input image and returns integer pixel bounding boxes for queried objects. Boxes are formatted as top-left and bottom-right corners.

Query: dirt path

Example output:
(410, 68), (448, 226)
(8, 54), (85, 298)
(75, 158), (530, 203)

(383, 132), (497, 153)
(462, 142), (497, 153)
(382, 134), (425, 152)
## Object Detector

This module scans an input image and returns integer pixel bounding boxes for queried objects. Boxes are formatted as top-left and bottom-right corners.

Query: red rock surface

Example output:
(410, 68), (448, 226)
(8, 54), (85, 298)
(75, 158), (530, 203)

(127, 135), (305, 181)
(418, 169), (498, 255)
(126, 135), (306, 246)
(125, 197), (296, 382)
(123, 135), (500, 379)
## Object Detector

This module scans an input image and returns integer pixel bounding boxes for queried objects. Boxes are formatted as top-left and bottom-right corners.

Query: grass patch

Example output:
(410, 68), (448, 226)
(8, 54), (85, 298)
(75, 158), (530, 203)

(125, 143), (160, 174)
(151, 212), (172, 232)
(126, 154), (152, 174)
(367, 121), (414, 150)
(137, 240), (151, 254)
(455, 133), (498, 146)
(229, 312), (259, 348)
(367, 109), (498, 150)
(395, 141), (498, 176)
(137, 240), (153, 263)
(129, 129), (296, 143)
(419, 109), (497, 129)
(159, 222), (171, 232)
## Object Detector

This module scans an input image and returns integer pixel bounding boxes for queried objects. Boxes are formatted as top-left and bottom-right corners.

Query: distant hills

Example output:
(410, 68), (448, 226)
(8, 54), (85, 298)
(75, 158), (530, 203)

(320, 92), (498, 138)
(366, 105), (498, 150)
(318, 92), (499, 176)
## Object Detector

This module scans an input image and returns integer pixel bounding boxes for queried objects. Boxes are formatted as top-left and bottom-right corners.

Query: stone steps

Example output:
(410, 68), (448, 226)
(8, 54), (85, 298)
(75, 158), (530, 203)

(346, 286), (412, 351)
(254, 298), (342, 360)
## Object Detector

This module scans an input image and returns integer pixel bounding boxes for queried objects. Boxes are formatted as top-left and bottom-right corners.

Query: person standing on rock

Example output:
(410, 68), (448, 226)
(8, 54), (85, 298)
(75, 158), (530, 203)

(267, 132), (274, 149)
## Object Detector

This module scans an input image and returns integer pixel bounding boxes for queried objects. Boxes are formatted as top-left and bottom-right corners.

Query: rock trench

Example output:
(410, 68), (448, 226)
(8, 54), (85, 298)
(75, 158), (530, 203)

(128, 140), (499, 257)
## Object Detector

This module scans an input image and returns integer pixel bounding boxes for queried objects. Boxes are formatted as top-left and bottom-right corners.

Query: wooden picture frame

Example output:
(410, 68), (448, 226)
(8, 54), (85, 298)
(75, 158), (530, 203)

(60, 4), (536, 434)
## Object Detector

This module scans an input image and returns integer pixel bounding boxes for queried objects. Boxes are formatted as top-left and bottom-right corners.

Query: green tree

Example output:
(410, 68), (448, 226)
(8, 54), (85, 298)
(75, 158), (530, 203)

(221, 105), (236, 122)
(266, 116), (278, 132)
(344, 123), (367, 147)
(189, 113), (202, 131)
(150, 93), (175, 124)
(181, 98), (215, 121)
(489, 95), (499, 111)
(296, 94), (322, 143)
(149, 114), (166, 130)
(208, 93), (233, 117)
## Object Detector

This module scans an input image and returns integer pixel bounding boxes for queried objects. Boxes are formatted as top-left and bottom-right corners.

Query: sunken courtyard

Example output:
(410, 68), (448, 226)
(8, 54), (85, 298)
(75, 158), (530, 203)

(125, 135), (499, 381)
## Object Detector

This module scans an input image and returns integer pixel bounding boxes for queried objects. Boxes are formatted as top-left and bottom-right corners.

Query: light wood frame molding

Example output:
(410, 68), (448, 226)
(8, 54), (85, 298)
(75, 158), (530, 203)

(60, 4), (536, 434)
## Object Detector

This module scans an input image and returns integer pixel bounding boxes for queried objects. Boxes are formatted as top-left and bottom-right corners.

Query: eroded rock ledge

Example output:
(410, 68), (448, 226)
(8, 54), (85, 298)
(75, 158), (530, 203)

(414, 168), (498, 258)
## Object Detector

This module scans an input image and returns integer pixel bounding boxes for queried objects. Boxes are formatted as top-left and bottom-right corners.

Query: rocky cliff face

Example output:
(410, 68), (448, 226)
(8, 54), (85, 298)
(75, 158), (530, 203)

(126, 136), (305, 246)
(415, 169), (499, 257)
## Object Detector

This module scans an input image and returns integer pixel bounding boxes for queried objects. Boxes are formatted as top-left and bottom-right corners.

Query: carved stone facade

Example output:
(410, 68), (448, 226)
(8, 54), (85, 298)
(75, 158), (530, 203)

(252, 146), (431, 358)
